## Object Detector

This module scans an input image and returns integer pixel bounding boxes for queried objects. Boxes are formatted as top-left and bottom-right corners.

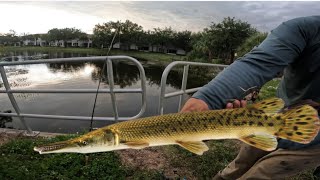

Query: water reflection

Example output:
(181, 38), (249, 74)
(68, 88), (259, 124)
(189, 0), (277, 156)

(0, 51), (224, 133)
(7, 64), (97, 88)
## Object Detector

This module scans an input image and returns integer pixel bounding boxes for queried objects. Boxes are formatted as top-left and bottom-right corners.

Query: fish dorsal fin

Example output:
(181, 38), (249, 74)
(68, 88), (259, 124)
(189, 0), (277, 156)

(247, 97), (284, 114)
(240, 134), (277, 151)
(176, 141), (209, 155)
(124, 141), (149, 149)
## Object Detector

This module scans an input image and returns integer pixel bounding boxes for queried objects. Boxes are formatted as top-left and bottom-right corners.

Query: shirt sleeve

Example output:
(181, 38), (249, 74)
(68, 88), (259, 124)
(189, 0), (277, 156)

(192, 17), (310, 110)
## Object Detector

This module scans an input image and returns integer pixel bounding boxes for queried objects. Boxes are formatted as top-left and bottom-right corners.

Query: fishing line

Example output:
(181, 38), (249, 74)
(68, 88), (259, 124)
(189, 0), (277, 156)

(89, 26), (119, 132)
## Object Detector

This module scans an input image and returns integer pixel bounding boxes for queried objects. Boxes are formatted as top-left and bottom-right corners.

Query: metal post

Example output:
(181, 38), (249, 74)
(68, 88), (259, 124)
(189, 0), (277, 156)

(158, 61), (228, 115)
(106, 58), (119, 121)
(178, 65), (189, 111)
(159, 66), (170, 115)
(0, 66), (32, 133)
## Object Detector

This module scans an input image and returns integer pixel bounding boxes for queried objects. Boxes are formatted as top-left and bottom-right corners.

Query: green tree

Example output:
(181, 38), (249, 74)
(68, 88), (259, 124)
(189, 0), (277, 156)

(47, 28), (61, 41)
(118, 20), (143, 49)
(79, 33), (89, 41)
(210, 17), (257, 64)
(152, 27), (175, 52)
(190, 17), (256, 64)
(236, 32), (268, 57)
(92, 20), (143, 49)
(92, 21), (120, 48)
(187, 30), (220, 62)
(135, 30), (150, 48)
(172, 30), (192, 52)
(0, 30), (19, 46)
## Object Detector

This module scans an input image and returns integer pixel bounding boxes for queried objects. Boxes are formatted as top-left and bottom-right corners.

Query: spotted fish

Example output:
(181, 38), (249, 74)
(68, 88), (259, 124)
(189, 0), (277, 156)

(34, 98), (320, 155)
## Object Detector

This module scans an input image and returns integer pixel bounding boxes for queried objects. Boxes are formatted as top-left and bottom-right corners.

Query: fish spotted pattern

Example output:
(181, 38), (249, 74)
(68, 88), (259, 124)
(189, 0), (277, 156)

(34, 98), (320, 155)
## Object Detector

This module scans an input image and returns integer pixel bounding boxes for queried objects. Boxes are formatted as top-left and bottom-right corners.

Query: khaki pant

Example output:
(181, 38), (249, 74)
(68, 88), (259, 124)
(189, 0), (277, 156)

(213, 143), (320, 180)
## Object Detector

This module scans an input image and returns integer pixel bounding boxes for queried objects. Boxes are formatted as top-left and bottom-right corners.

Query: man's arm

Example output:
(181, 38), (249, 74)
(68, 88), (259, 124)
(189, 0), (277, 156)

(187, 17), (311, 110)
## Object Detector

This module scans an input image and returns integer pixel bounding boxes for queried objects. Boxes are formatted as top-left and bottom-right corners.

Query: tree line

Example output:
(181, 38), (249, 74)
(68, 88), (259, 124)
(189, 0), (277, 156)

(0, 17), (268, 64)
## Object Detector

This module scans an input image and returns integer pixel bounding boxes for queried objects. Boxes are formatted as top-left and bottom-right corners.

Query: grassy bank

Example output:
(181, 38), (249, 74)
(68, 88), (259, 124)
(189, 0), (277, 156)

(0, 46), (186, 63)
(0, 135), (163, 179)
(0, 133), (239, 179)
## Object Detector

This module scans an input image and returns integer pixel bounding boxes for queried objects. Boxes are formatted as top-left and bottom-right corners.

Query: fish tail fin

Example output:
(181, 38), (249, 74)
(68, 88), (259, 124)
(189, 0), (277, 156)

(276, 105), (320, 144)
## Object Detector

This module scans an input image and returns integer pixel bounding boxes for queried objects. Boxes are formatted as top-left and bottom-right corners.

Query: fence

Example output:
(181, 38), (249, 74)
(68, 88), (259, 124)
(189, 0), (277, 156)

(0, 56), (229, 134)
(158, 61), (228, 115)
(0, 56), (147, 133)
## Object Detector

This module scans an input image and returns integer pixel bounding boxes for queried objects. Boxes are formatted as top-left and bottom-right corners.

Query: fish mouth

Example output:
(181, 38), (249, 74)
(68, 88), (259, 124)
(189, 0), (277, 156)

(34, 141), (72, 154)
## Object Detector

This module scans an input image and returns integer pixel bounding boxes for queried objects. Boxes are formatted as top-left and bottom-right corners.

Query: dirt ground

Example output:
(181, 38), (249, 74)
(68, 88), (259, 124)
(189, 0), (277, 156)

(0, 128), (54, 146)
(117, 147), (196, 179)
(0, 129), (25, 146)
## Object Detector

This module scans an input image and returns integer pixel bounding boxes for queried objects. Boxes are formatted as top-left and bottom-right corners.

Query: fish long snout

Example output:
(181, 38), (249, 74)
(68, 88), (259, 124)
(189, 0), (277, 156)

(34, 141), (73, 154)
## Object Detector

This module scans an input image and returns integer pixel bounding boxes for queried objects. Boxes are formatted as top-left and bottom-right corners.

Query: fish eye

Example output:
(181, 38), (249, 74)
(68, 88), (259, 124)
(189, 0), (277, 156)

(77, 140), (88, 146)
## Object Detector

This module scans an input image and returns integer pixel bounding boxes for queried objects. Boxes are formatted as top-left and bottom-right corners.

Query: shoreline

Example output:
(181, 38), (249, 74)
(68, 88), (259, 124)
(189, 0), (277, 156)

(0, 46), (186, 63)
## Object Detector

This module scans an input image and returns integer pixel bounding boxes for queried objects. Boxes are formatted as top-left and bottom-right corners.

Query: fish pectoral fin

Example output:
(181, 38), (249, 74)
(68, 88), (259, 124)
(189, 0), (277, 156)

(176, 140), (209, 155)
(124, 141), (149, 149)
(240, 134), (277, 151)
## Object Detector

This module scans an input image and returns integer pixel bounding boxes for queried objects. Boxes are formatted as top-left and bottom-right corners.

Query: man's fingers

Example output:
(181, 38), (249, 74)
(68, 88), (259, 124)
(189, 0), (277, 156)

(240, 100), (247, 107)
(226, 99), (247, 109)
(233, 100), (241, 108)
(226, 103), (233, 109)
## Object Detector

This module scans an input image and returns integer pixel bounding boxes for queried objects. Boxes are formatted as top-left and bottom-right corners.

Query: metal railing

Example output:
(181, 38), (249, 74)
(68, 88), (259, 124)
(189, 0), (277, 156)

(158, 61), (228, 115)
(0, 56), (147, 133)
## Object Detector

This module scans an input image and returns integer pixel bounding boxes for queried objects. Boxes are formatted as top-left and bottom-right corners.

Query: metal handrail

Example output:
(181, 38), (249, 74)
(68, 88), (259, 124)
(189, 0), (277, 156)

(158, 61), (228, 115)
(0, 56), (147, 133)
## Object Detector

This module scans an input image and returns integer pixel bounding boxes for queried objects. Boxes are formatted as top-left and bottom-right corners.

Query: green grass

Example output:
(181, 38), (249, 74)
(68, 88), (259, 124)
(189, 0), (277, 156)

(0, 134), (238, 179)
(259, 78), (281, 100)
(163, 140), (240, 179)
(0, 135), (162, 180)
(0, 46), (185, 63)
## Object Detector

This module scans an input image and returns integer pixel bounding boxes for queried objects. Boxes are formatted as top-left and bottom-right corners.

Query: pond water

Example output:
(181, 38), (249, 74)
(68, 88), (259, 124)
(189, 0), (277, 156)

(0, 50), (224, 133)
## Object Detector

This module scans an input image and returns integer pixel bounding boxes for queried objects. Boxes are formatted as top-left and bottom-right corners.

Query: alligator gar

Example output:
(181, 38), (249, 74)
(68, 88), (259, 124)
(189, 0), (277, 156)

(34, 98), (320, 155)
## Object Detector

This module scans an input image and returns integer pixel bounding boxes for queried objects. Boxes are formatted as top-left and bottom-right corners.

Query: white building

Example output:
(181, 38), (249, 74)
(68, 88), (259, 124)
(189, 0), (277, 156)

(49, 40), (64, 47)
(23, 39), (36, 46)
(23, 38), (47, 47)
(36, 38), (47, 46)
(176, 49), (186, 55)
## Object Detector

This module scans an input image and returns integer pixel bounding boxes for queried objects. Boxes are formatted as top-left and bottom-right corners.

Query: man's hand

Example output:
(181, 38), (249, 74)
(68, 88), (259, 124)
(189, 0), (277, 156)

(226, 99), (247, 109)
(180, 98), (247, 113)
(180, 98), (209, 112)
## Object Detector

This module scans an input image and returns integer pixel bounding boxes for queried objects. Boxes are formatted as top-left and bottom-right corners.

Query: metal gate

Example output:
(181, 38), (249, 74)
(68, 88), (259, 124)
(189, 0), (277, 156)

(158, 61), (228, 115)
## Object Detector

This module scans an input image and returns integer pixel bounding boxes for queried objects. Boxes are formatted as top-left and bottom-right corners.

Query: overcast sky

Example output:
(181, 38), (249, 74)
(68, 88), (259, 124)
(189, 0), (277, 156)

(0, 1), (319, 35)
